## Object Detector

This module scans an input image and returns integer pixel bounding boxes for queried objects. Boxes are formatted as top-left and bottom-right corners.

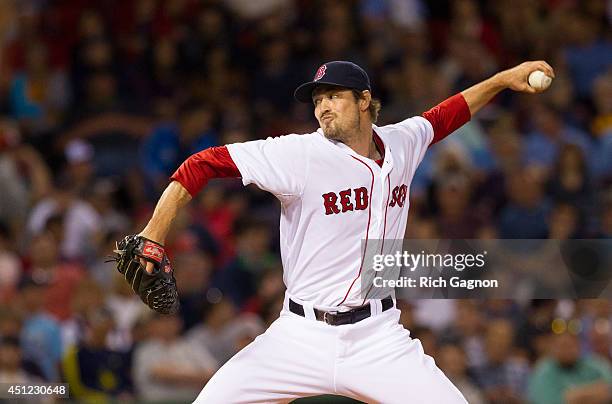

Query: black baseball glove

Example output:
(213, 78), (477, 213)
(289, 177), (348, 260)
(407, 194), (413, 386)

(108, 235), (179, 314)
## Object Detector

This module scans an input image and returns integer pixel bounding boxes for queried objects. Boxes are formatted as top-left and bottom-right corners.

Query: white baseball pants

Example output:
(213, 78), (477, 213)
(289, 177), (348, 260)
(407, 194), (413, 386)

(194, 299), (467, 403)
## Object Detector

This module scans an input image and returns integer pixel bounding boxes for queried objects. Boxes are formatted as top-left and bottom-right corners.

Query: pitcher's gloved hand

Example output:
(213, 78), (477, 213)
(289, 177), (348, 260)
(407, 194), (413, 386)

(108, 235), (179, 314)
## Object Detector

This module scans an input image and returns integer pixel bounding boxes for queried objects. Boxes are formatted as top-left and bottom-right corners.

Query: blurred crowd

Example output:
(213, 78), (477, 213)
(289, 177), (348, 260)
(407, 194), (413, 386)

(0, 0), (611, 402)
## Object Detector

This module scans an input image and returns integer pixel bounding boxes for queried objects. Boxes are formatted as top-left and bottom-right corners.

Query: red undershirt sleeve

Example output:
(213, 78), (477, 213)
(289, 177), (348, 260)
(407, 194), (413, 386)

(170, 146), (241, 197)
(421, 93), (471, 146)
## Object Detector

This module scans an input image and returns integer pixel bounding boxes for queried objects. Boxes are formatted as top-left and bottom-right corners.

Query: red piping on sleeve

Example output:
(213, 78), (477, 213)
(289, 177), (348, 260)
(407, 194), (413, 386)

(422, 93), (471, 145)
(170, 146), (240, 197)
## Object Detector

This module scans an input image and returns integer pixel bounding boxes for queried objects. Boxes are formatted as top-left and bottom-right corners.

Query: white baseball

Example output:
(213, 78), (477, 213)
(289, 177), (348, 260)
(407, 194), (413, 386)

(528, 70), (552, 91)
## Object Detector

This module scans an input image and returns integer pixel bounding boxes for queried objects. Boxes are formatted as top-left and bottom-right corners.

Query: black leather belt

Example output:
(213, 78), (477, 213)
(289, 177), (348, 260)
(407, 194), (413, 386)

(289, 296), (394, 326)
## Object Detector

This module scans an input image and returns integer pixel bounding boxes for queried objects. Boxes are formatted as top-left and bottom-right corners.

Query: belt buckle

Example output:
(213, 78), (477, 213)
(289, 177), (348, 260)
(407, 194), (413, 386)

(323, 311), (338, 325)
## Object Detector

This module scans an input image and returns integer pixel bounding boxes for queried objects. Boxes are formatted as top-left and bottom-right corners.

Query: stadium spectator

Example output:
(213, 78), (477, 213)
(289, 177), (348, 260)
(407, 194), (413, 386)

(173, 249), (215, 330)
(243, 265), (285, 317)
(0, 118), (51, 235)
(133, 313), (217, 402)
(498, 167), (550, 238)
(434, 173), (484, 238)
(61, 278), (106, 349)
(61, 139), (96, 197)
(27, 183), (102, 261)
(213, 218), (277, 308)
(561, 12), (612, 98)
(8, 41), (70, 133)
(523, 103), (592, 173)
(17, 277), (62, 382)
(438, 343), (485, 404)
(105, 271), (147, 352)
(473, 319), (530, 403)
(23, 232), (85, 322)
(0, 336), (41, 384)
(440, 300), (486, 368)
(528, 331), (612, 404)
(62, 308), (132, 400)
(140, 102), (218, 192)
(187, 298), (239, 365)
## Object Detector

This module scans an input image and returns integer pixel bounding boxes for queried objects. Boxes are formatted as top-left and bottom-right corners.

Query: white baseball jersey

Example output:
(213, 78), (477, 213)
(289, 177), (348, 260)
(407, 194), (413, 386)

(227, 116), (433, 309)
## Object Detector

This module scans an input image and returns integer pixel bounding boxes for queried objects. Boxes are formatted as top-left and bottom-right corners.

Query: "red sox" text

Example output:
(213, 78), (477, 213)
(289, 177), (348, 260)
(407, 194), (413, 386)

(322, 184), (408, 215)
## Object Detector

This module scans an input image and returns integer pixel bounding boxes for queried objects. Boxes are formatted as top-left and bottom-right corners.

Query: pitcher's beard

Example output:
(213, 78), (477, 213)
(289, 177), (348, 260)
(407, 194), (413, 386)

(322, 124), (346, 143)
(322, 114), (361, 144)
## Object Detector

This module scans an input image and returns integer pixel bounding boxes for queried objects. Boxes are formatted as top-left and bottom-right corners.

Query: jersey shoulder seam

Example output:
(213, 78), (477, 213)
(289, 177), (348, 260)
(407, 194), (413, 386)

(414, 115), (435, 146)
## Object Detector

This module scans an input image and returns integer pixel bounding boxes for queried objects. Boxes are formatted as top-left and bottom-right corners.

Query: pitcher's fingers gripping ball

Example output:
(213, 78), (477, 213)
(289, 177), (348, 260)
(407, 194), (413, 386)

(108, 235), (179, 314)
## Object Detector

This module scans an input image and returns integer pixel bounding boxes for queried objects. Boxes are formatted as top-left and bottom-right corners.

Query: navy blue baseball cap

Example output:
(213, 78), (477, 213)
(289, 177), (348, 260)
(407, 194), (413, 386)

(294, 61), (371, 103)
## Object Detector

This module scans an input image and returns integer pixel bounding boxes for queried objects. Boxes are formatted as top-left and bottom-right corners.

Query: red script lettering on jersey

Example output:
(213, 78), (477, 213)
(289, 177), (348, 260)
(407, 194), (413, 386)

(322, 187), (368, 215)
(389, 184), (408, 208)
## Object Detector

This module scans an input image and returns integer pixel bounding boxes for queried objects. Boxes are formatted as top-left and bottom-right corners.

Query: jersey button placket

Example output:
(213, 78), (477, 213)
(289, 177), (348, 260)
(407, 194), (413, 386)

(368, 160), (382, 238)
(379, 150), (393, 239)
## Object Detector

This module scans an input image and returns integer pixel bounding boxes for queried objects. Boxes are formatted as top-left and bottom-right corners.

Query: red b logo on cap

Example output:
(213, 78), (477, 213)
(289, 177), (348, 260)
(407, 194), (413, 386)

(314, 64), (327, 81)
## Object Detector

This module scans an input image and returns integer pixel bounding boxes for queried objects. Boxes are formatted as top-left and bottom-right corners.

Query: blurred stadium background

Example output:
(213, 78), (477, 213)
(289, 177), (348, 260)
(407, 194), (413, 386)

(0, 0), (611, 402)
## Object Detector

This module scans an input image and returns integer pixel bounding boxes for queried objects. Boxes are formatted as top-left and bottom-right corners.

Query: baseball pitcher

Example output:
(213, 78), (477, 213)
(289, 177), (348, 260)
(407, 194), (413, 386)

(111, 60), (554, 403)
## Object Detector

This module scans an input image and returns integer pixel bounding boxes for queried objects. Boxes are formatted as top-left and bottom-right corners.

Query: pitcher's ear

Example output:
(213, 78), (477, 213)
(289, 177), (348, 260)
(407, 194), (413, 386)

(361, 90), (372, 111)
